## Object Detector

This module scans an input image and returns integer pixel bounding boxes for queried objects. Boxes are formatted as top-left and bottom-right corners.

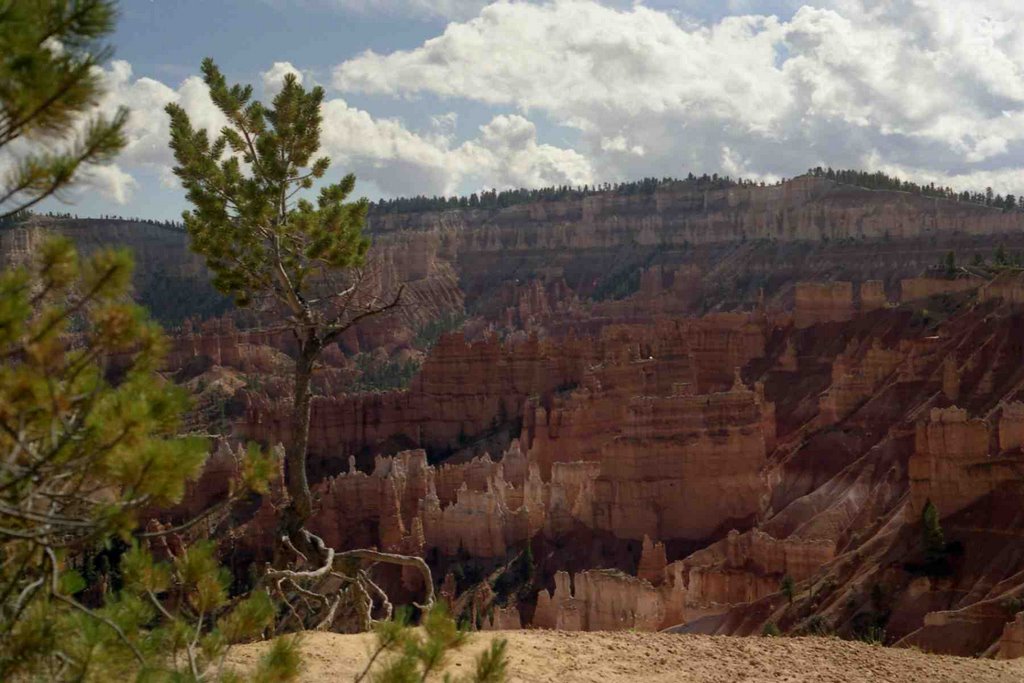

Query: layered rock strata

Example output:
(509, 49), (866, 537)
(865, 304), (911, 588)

(370, 177), (1024, 247)
(533, 570), (683, 632)
(241, 332), (588, 459)
(909, 406), (1024, 518)
(671, 530), (836, 607)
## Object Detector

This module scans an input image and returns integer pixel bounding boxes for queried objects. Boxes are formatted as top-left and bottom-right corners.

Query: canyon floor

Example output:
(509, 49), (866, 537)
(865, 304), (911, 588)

(229, 630), (1024, 682)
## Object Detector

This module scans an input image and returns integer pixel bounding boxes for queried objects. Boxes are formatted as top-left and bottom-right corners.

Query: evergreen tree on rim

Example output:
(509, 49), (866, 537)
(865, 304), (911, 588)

(166, 61), (404, 536)
(0, 0), (128, 219)
(166, 60), (432, 628)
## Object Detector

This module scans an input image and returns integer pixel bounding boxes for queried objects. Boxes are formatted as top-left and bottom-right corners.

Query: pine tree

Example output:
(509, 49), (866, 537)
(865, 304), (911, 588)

(519, 542), (535, 586)
(166, 60), (404, 538)
(0, 6), (294, 677)
(922, 500), (946, 564)
(781, 575), (795, 604)
(166, 61), (432, 628)
(0, 238), (289, 680)
(0, 0), (128, 219)
(355, 603), (507, 683)
(943, 251), (956, 278)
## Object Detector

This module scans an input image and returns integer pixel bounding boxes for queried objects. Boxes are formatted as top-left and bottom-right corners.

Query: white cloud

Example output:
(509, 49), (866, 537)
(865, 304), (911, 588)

(430, 111), (459, 137)
(335, 3), (789, 127)
(456, 114), (594, 190)
(320, 103), (593, 195)
(261, 61), (304, 95)
(333, 0), (1024, 193)
(71, 59), (590, 202)
(71, 60), (230, 203)
(80, 164), (138, 205)
(94, 61), (229, 172)
(600, 135), (644, 156)
(35, 0), (1024, 213)
(0, 60), (174, 207)
(97, 61), (176, 169)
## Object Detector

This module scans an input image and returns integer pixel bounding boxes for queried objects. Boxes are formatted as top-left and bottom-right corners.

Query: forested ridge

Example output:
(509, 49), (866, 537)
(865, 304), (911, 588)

(369, 173), (747, 214)
(0, 210), (187, 231)
(368, 168), (1024, 216)
(3, 168), (1020, 230)
(807, 167), (1024, 211)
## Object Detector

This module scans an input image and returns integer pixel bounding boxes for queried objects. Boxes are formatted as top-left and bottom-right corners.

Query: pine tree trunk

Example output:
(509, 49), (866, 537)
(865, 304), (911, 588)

(284, 344), (316, 537)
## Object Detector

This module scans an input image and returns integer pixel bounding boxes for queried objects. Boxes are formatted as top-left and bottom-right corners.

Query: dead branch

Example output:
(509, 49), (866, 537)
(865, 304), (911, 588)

(259, 527), (434, 633)
(334, 548), (434, 609)
(360, 570), (393, 623)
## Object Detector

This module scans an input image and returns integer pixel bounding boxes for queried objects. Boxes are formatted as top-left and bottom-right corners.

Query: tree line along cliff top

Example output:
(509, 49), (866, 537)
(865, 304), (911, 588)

(364, 167), (1024, 217)
(4, 167), (1021, 234)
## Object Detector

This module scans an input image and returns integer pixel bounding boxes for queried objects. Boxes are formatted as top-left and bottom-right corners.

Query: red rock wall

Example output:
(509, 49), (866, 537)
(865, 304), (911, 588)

(900, 276), (983, 302)
(525, 315), (765, 481)
(637, 535), (668, 585)
(589, 379), (773, 541)
(241, 332), (589, 459)
(370, 177), (1024, 248)
(997, 612), (1024, 659)
(999, 403), (1024, 453)
(131, 194), (1024, 655)
(303, 446), (537, 558)
(794, 282), (854, 329)
(818, 339), (902, 425)
(980, 273), (1024, 306)
(481, 605), (523, 631)
(673, 529), (836, 607)
(533, 570), (679, 632)
(860, 280), (887, 311)
(908, 407), (1024, 518)
(296, 377), (773, 555)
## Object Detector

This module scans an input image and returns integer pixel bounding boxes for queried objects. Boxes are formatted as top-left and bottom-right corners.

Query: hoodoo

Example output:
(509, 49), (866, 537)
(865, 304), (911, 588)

(11, 176), (1024, 661)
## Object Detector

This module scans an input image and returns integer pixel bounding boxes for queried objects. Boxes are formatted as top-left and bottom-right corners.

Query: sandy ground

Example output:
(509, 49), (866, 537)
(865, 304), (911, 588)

(228, 629), (1024, 682)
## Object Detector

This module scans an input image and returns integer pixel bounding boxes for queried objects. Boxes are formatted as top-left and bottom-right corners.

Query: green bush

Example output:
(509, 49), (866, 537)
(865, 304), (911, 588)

(414, 313), (467, 350)
(797, 615), (832, 637)
(0, 239), (289, 680)
(780, 575), (796, 604)
(355, 603), (507, 683)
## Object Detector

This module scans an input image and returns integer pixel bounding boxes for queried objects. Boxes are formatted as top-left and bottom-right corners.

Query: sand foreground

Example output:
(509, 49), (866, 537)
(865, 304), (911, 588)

(228, 629), (1024, 682)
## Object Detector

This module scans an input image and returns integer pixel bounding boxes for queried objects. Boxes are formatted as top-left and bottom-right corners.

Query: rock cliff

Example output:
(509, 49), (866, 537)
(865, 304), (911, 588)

(213, 284), (1024, 654)
(910, 406), (1024, 519)
(240, 331), (588, 464)
(369, 176), (1024, 248)
(31, 177), (1024, 658)
(533, 570), (680, 632)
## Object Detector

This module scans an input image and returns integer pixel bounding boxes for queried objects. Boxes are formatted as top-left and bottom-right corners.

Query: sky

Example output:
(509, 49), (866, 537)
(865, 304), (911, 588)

(30, 0), (1024, 220)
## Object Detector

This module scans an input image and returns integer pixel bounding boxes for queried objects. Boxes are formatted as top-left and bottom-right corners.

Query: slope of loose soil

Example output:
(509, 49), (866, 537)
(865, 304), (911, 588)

(228, 630), (1024, 682)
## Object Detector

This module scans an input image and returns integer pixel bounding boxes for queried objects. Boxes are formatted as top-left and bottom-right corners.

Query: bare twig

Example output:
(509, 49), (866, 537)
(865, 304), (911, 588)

(335, 548), (434, 610)
(360, 570), (393, 623)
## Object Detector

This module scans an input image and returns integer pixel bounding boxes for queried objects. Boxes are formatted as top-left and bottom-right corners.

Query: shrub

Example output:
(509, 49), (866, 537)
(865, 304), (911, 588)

(0, 239), (288, 679)
(1002, 596), (1024, 615)
(780, 575), (796, 604)
(797, 615), (832, 637)
(355, 603), (507, 683)
(907, 500), (954, 577)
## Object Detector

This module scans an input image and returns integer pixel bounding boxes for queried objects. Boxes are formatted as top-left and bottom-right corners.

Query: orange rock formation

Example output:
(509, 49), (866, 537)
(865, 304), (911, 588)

(909, 407), (1024, 518)
(997, 612), (1024, 659)
(533, 570), (680, 632)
